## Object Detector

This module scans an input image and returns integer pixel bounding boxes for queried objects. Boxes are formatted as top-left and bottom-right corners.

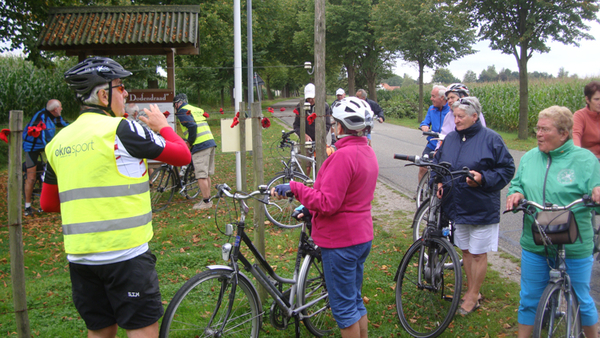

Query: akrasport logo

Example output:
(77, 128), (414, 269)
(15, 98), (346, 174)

(54, 140), (95, 158)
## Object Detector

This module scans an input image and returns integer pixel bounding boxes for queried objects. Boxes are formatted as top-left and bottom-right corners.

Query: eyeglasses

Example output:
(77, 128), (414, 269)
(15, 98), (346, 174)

(459, 98), (472, 106)
(533, 126), (555, 134)
(110, 83), (126, 94)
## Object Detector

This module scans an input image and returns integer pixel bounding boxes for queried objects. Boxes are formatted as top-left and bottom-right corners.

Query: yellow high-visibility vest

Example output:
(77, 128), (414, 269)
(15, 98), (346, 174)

(46, 112), (152, 254)
(179, 104), (214, 146)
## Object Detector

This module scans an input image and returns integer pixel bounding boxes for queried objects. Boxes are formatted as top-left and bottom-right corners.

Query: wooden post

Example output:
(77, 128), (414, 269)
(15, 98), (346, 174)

(166, 48), (176, 94)
(239, 102), (247, 192)
(251, 102), (267, 300)
(300, 102), (308, 171)
(7, 110), (32, 337)
(314, 0), (327, 173)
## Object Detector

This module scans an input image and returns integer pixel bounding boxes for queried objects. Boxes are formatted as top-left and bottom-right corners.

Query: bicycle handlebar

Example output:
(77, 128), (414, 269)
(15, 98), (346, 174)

(213, 183), (270, 202)
(422, 131), (439, 138)
(393, 153), (478, 184)
(503, 195), (596, 215)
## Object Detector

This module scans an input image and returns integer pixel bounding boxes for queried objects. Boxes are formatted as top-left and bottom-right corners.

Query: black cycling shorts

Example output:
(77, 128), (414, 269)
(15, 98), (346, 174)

(69, 250), (163, 331)
(24, 150), (44, 169)
(421, 145), (435, 159)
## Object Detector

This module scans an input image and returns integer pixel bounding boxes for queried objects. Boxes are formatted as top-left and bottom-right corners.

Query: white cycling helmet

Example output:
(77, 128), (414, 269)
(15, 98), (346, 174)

(331, 96), (373, 136)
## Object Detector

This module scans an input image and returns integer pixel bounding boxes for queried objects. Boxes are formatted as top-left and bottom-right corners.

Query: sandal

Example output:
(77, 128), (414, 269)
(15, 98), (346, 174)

(457, 301), (480, 316)
(459, 293), (484, 306)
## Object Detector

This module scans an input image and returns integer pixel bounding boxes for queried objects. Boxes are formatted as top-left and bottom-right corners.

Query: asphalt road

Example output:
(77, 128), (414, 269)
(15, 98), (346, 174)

(270, 99), (599, 309)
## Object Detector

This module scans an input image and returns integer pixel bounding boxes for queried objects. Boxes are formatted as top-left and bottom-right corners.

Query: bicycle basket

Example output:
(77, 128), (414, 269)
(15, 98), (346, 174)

(532, 210), (580, 245)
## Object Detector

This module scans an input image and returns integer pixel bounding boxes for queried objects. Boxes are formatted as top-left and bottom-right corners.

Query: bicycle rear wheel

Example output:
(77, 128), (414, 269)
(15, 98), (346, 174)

(150, 165), (176, 212)
(182, 164), (200, 199)
(159, 268), (262, 338)
(396, 237), (462, 338)
(264, 171), (310, 229)
(298, 253), (336, 336)
(416, 171), (430, 209)
(533, 282), (582, 338)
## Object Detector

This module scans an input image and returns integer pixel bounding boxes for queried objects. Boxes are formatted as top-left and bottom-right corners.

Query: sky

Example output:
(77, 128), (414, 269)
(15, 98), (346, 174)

(394, 22), (600, 83)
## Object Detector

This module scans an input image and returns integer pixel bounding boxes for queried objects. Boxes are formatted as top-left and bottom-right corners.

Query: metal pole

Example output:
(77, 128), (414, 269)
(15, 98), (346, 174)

(234, 0), (243, 190)
(8, 110), (32, 337)
(247, 0), (254, 106)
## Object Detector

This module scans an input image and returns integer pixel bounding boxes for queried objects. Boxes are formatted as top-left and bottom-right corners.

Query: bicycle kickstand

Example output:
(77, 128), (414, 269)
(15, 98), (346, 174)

(294, 316), (300, 338)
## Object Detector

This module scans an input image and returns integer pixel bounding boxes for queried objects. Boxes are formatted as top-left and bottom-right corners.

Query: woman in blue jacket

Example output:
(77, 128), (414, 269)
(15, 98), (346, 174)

(433, 97), (515, 316)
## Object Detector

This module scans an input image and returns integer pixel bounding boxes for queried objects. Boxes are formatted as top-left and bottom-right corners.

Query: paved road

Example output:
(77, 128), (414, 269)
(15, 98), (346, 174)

(271, 103), (599, 310)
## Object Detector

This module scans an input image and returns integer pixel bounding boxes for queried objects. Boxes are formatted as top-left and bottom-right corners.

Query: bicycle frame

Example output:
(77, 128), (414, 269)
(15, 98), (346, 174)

(282, 143), (316, 181)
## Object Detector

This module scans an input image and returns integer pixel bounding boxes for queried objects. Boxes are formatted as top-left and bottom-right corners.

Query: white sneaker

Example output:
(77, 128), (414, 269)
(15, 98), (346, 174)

(193, 200), (213, 210)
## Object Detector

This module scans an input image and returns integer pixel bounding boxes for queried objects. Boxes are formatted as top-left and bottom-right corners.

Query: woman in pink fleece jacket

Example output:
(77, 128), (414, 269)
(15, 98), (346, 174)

(272, 97), (379, 338)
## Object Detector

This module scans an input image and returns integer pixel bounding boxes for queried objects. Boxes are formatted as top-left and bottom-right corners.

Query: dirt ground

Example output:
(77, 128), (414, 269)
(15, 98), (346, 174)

(373, 180), (522, 285)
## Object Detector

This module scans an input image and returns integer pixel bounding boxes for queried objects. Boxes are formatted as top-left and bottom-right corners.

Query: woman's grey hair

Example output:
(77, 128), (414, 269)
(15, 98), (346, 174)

(452, 96), (482, 117)
(538, 106), (573, 140)
(432, 85), (447, 99)
(82, 83), (110, 106)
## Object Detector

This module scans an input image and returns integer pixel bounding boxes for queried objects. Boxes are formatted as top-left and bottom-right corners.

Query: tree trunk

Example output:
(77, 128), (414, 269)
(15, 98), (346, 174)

(346, 63), (356, 96)
(366, 69), (377, 102)
(517, 45), (529, 140)
(417, 61), (425, 122)
(220, 87), (225, 109)
(265, 75), (274, 100)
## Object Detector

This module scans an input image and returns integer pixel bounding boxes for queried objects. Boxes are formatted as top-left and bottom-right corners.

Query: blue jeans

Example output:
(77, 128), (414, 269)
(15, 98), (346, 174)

(519, 249), (597, 326)
(321, 241), (372, 329)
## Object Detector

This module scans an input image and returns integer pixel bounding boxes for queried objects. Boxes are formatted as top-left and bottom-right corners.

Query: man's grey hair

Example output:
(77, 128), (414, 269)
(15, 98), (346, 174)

(46, 99), (61, 111)
(356, 89), (368, 100)
(82, 83), (110, 106)
(432, 85), (447, 99)
(452, 96), (482, 117)
(125, 103), (139, 115)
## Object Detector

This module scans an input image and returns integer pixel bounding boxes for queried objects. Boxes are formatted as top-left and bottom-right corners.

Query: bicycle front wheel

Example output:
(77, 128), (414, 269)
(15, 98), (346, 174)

(396, 238), (462, 338)
(182, 164), (200, 199)
(533, 282), (582, 338)
(413, 199), (431, 242)
(150, 165), (176, 212)
(298, 253), (336, 336)
(264, 171), (310, 229)
(416, 171), (430, 209)
(159, 268), (262, 338)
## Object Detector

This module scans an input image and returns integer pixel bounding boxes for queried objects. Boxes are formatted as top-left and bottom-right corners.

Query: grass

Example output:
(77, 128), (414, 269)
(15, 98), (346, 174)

(0, 107), (522, 337)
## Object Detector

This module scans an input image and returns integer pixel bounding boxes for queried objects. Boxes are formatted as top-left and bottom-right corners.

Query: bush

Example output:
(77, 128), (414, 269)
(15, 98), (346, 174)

(378, 84), (425, 119)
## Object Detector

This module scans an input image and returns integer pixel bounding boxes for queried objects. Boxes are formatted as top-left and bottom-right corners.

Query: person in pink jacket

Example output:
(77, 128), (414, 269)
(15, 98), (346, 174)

(272, 96), (378, 338)
(573, 81), (600, 158)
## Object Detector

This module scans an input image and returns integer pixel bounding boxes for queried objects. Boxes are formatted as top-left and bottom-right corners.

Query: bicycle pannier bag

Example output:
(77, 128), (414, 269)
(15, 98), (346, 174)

(532, 210), (579, 246)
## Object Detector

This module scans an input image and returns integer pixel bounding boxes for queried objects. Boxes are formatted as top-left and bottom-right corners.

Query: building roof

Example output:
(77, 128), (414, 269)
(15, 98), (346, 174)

(37, 5), (200, 56)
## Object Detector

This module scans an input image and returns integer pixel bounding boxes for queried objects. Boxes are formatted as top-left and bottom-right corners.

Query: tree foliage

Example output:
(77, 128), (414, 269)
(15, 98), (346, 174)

(459, 0), (600, 139)
(376, 0), (476, 120)
(463, 70), (477, 83)
(432, 68), (460, 84)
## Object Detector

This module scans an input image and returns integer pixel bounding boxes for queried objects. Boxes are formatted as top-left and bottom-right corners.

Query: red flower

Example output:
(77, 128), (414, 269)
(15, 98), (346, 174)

(231, 116), (240, 128)
(267, 107), (274, 113)
(235, 111), (240, 118)
(27, 126), (41, 138)
(261, 117), (271, 128)
(163, 111), (171, 118)
(219, 108), (224, 113)
(280, 107), (286, 111)
(293, 109), (299, 115)
(186, 110), (191, 115)
(123, 113), (129, 118)
(0, 129), (10, 143)
(307, 113), (317, 125)
(37, 121), (47, 130)
(203, 112), (209, 118)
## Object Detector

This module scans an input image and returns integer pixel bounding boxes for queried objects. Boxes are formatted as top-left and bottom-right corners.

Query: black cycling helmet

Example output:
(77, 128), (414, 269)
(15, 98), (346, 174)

(64, 57), (132, 100)
(445, 83), (470, 98)
(173, 93), (188, 105)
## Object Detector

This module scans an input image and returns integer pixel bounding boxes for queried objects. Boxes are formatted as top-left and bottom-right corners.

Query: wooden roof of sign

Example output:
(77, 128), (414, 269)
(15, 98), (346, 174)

(37, 5), (200, 56)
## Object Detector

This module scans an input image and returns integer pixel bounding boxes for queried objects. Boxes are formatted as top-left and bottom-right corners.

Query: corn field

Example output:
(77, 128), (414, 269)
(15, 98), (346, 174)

(379, 77), (600, 133)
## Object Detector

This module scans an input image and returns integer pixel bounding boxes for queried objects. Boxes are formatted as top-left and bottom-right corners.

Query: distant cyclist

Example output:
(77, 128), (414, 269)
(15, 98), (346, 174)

(22, 99), (68, 216)
(418, 85), (449, 182)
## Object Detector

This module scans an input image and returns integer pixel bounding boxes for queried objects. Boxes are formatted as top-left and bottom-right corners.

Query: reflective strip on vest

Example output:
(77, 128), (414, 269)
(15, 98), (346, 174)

(59, 182), (149, 203)
(180, 104), (214, 146)
(62, 211), (152, 235)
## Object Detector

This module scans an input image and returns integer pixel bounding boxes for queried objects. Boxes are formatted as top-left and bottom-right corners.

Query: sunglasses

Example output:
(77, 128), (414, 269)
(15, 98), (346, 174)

(459, 98), (472, 106)
(110, 83), (126, 94)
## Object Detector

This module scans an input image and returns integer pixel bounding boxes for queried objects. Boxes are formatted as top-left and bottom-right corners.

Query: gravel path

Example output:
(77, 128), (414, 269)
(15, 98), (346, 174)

(374, 180), (522, 285)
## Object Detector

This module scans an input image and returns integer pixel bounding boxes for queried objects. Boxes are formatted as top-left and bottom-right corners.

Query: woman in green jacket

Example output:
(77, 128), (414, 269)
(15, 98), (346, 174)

(506, 106), (600, 338)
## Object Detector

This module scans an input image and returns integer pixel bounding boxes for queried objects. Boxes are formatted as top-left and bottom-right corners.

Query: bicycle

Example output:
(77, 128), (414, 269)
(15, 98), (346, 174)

(159, 183), (335, 338)
(149, 162), (200, 212)
(393, 153), (475, 338)
(506, 197), (597, 338)
(264, 130), (316, 228)
(415, 131), (444, 209)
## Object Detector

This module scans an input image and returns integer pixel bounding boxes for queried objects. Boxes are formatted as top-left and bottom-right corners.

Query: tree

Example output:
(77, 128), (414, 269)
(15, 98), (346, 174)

(460, 0), (600, 140)
(478, 65), (499, 82)
(384, 75), (403, 87)
(376, 0), (476, 121)
(432, 68), (460, 84)
(557, 67), (569, 78)
(463, 70), (477, 83)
